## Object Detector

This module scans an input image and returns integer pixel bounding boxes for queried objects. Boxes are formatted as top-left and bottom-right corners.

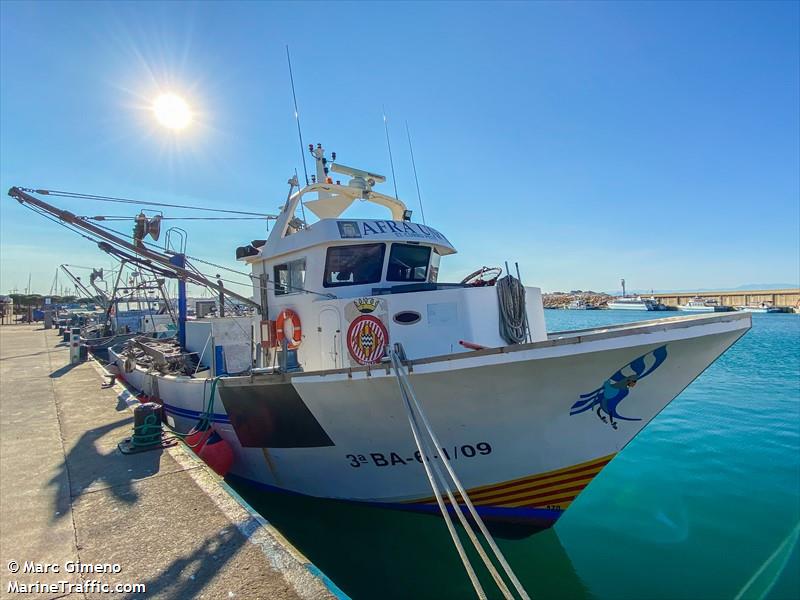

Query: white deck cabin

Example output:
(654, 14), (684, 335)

(236, 145), (546, 372)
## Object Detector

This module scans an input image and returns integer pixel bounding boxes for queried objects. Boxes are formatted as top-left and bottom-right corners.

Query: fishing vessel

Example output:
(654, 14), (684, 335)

(61, 263), (177, 358)
(678, 296), (733, 312)
(10, 146), (752, 533)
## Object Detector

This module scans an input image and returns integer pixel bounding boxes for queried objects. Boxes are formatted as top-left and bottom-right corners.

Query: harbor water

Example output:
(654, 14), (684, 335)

(231, 311), (800, 600)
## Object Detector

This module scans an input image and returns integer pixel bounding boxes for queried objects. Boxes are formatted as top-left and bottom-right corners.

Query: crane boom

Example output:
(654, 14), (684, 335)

(8, 187), (260, 311)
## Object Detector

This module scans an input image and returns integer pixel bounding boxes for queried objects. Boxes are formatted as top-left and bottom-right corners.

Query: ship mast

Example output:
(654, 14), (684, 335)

(311, 143), (334, 200)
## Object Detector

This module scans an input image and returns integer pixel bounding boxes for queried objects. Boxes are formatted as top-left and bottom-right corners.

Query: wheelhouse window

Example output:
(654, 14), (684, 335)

(324, 243), (385, 287)
(387, 243), (432, 282)
(274, 258), (306, 295)
(429, 248), (441, 283)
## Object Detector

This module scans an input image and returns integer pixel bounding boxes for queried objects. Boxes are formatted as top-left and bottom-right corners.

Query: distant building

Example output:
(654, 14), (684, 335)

(0, 296), (14, 325)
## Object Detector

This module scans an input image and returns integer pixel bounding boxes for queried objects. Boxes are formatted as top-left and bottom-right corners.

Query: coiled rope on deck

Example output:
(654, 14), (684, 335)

(497, 275), (528, 344)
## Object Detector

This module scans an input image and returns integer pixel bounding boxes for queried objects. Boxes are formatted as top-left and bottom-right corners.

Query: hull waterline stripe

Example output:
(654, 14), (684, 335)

(414, 454), (615, 506)
(505, 489), (582, 508)
(465, 468), (606, 503)
(464, 454), (613, 497)
(224, 473), (565, 527)
(467, 475), (598, 507)
(448, 479), (587, 508)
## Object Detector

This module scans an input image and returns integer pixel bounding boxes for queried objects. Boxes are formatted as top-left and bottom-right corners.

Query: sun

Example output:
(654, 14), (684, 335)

(152, 93), (192, 130)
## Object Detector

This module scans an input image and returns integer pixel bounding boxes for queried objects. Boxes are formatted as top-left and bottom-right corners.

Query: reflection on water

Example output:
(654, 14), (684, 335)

(233, 478), (589, 600)
(228, 312), (800, 599)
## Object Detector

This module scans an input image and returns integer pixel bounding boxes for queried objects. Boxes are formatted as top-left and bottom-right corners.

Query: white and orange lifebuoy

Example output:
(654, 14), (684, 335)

(275, 309), (302, 349)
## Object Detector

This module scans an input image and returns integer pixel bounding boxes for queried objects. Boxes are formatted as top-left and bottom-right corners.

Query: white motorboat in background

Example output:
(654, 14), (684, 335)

(566, 297), (599, 310)
(735, 301), (782, 313)
(606, 279), (664, 310)
(679, 296), (734, 312)
(606, 296), (657, 311)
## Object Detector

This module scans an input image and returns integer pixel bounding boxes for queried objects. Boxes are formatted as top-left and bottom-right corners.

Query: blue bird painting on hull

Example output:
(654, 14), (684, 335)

(570, 345), (668, 429)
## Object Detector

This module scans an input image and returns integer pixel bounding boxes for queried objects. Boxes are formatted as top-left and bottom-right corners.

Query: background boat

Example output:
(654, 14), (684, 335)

(679, 297), (734, 312)
(607, 296), (656, 311)
(736, 302), (782, 313)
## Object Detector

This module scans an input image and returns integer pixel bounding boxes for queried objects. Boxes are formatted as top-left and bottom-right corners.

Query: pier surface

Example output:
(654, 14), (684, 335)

(0, 325), (341, 600)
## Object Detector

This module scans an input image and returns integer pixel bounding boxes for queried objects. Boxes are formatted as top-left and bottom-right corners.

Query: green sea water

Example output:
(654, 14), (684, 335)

(231, 311), (800, 600)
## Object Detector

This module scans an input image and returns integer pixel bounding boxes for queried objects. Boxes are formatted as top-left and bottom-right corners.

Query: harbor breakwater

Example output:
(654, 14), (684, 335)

(544, 288), (800, 311)
(543, 292), (612, 309)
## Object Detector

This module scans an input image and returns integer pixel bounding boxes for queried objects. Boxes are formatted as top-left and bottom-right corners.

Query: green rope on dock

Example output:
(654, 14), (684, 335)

(162, 377), (219, 447)
(131, 413), (163, 447)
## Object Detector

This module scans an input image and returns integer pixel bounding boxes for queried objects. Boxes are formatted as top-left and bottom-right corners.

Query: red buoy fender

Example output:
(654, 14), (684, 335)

(198, 431), (234, 477)
(185, 428), (212, 453)
(275, 309), (302, 349)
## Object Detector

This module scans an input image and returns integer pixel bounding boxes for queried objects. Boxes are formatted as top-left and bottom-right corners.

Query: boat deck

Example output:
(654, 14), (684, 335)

(0, 325), (344, 599)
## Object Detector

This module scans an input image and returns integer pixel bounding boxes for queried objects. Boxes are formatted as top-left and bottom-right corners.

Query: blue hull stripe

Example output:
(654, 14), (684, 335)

(121, 379), (230, 424)
(226, 474), (564, 527)
(162, 402), (230, 424)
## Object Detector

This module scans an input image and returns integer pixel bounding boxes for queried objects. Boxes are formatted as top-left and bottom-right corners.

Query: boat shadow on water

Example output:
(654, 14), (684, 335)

(230, 479), (591, 600)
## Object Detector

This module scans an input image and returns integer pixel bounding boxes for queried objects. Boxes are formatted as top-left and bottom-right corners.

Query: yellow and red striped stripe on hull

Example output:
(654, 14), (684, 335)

(415, 453), (615, 510)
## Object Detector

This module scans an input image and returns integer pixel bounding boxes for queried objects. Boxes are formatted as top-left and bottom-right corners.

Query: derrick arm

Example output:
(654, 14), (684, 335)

(8, 187), (260, 312)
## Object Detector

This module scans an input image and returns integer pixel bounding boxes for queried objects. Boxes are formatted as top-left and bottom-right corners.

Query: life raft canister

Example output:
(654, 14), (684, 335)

(275, 309), (302, 349)
(198, 431), (234, 477)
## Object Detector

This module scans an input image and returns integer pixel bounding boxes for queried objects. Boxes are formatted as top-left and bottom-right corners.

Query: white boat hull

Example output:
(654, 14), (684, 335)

(110, 312), (750, 530)
(606, 302), (652, 310)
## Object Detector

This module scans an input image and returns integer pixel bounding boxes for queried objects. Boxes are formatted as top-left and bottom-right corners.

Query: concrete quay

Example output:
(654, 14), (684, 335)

(0, 325), (345, 600)
(651, 288), (800, 309)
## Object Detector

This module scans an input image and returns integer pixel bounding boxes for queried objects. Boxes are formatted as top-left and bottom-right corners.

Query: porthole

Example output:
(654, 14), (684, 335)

(393, 311), (422, 325)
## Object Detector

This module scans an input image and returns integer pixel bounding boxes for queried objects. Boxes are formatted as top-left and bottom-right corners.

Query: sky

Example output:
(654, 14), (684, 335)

(1, 1), (798, 297)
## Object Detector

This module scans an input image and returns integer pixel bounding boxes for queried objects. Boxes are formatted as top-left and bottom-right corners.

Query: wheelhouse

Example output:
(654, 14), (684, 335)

(239, 217), (456, 301)
(234, 144), (545, 372)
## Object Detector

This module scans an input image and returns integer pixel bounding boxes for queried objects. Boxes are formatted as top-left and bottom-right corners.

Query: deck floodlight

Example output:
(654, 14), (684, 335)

(403, 209), (413, 221)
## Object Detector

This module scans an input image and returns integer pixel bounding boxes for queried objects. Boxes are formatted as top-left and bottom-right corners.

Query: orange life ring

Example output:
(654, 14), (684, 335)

(275, 309), (302, 349)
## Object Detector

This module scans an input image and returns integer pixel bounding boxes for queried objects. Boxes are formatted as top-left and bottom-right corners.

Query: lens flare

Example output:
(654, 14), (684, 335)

(153, 93), (192, 130)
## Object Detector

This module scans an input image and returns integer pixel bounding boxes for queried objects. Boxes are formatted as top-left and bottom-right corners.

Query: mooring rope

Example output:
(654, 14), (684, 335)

(497, 275), (528, 344)
(389, 345), (530, 600)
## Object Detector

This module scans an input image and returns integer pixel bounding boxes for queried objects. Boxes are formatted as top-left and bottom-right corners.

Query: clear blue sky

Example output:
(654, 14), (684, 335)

(1, 1), (798, 296)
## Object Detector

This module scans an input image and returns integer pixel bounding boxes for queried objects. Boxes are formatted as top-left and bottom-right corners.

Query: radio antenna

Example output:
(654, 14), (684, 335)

(405, 121), (427, 225)
(286, 45), (309, 185)
(382, 106), (400, 199)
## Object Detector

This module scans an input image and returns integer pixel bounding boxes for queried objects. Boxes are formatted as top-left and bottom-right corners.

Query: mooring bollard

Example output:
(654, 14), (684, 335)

(118, 402), (176, 454)
(69, 327), (83, 364)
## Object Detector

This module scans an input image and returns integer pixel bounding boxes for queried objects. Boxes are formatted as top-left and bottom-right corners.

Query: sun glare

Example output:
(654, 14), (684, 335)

(153, 93), (192, 130)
